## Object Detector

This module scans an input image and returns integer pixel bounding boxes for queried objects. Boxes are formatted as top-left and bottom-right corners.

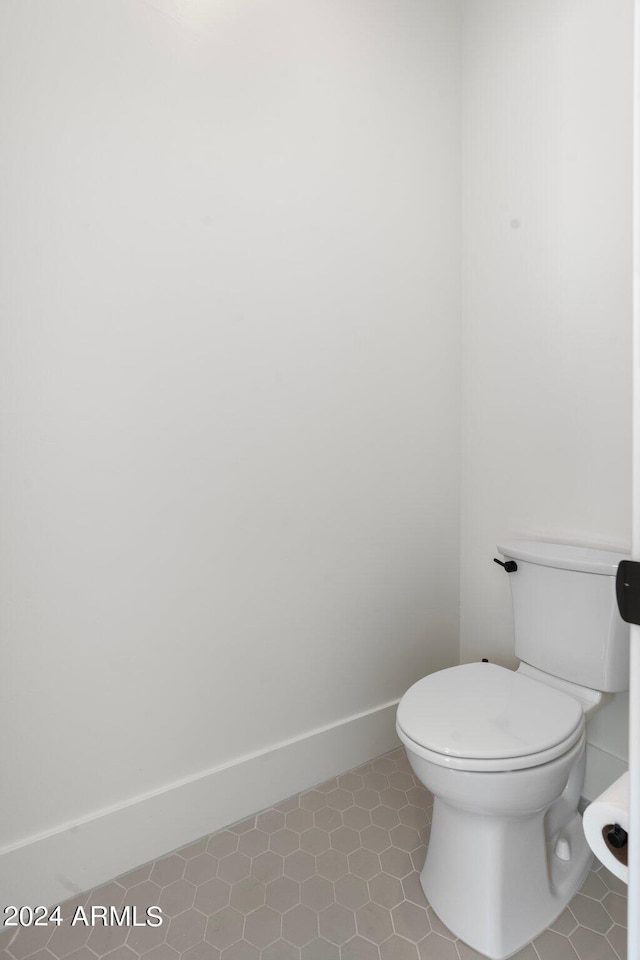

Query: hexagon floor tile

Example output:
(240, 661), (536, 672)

(3, 749), (627, 960)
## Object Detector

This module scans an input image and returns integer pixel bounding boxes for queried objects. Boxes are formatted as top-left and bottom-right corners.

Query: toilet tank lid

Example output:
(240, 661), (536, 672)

(498, 540), (628, 576)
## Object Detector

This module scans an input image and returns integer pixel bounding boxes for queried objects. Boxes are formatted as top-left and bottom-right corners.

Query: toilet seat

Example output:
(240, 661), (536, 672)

(396, 662), (585, 773)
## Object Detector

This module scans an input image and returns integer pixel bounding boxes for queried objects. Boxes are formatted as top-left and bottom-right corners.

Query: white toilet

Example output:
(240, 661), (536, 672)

(396, 540), (630, 960)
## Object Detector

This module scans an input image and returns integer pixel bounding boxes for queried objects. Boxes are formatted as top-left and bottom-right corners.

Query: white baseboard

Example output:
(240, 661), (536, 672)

(0, 701), (401, 912)
(583, 742), (628, 802)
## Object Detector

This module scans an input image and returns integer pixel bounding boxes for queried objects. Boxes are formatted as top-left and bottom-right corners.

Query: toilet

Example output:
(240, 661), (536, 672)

(396, 540), (630, 960)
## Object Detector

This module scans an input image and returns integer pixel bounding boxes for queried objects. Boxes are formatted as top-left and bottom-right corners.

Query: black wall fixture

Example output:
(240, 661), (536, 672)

(616, 560), (640, 625)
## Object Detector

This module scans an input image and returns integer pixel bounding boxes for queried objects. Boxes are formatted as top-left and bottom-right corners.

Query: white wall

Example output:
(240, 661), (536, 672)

(0, 0), (462, 901)
(460, 0), (634, 798)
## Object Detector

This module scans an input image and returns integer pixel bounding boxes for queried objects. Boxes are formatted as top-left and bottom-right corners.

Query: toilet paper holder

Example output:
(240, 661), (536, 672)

(603, 823), (628, 866)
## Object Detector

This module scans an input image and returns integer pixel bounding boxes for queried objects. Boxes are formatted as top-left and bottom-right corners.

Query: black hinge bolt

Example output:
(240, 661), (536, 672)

(493, 558), (518, 573)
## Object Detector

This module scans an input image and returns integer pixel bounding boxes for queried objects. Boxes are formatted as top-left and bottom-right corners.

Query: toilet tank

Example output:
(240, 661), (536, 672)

(498, 541), (630, 693)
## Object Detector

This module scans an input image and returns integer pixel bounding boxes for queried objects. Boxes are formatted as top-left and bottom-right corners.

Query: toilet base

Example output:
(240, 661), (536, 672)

(402, 734), (592, 960)
(421, 795), (593, 960)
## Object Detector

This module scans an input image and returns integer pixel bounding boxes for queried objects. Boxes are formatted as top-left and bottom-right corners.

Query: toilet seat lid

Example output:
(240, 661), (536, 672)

(396, 663), (584, 763)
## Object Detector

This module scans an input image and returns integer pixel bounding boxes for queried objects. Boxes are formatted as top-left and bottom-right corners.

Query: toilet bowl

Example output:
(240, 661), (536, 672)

(396, 663), (592, 959)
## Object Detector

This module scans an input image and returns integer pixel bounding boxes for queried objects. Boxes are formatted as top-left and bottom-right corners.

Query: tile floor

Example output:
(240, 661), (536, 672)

(1, 748), (627, 960)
